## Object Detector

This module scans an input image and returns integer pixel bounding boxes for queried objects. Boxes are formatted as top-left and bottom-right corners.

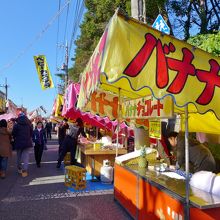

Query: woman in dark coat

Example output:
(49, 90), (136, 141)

(56, 118), (86, 168)
(0, 119), (12, 179)
(12, 114), (33, 177)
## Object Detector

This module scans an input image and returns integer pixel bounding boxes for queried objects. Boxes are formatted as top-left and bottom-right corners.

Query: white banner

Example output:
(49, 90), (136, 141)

(122, 96), (173, 119)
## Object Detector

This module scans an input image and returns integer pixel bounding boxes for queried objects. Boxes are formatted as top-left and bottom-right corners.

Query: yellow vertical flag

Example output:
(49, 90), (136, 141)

(55, 94), (64, 118)
(34, 55), (54, 90)
(0, 93), (6, 113)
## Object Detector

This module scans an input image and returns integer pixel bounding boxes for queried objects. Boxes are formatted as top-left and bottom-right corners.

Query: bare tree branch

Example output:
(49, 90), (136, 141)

(192, 1), (201, 17)
(184, 2), (193, 40)
(210, 0), (220, 24)
(192, 18), (201, 26)
(204, 0), (208, 12)
(213, 0), (220, 11)
(207, 8), (214, 22)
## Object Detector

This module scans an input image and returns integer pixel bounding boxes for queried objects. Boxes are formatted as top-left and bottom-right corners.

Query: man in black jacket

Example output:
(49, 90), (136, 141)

(58, 118), (69, 155)
(45, 120), (52, 140)
(56, 118), (86, 168)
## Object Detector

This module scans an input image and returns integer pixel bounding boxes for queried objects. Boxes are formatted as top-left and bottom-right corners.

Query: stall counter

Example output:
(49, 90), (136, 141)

(79, 143), (127, 178)
(114, 163), (220, 220)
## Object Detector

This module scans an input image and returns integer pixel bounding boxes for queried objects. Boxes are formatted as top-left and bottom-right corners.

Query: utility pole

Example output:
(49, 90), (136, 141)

(131, 0), (145, 22)
(142, 0), (146, 23)
(131, 0), (149, 150)
(131, 0), (139, 20)
(58, 41), (69, 93)
(64, 41), (69, 89)
(138, 0), (143, 21)
(0, 78), (9, 100)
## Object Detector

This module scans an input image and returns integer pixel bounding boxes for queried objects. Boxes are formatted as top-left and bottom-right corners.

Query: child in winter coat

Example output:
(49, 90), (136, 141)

(32, 121), (47, 167)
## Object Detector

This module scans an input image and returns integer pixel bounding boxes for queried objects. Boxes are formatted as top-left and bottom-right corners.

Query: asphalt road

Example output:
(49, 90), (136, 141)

(0, 135), (132, 220)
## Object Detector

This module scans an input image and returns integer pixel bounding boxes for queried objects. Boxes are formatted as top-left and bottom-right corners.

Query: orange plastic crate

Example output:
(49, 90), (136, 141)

(65, 165), (86, 190)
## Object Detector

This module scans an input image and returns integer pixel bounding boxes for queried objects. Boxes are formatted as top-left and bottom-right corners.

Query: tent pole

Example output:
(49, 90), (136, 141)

(116, 88), (121, 157)
(184, 104), (190, 220)
(96, 127), (99, 139)
(116, 123), (119, 157)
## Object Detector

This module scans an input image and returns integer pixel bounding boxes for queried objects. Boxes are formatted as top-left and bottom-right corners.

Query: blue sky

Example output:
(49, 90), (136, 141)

(0, 0), (84, 116)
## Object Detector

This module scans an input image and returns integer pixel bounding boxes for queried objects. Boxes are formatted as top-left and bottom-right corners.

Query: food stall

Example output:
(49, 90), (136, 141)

(77, 10), (220, 219)
(61, 82), (128, 178)
(79, 142), (127, 178)
(114, 162), (220, 220)
(62, 83), (117, 130)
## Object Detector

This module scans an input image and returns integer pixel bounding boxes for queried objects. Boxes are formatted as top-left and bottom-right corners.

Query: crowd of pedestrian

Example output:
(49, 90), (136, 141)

(0, 112), (89, 179)
(0, 113), (52, 179)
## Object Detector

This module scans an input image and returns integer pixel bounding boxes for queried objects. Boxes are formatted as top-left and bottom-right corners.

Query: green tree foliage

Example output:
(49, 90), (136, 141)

(69, 0), (220, 82)
(69, 0), (170, 82)
(69, 0), (130, 82)
(143, 0), (174, 35)
(144, 0), (166, 23)
(187, 32), (220, 57)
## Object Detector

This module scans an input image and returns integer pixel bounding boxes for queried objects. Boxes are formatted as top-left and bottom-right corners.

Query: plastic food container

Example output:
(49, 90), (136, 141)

(93, 143), (102, 150)
(154, 163), (168, 172)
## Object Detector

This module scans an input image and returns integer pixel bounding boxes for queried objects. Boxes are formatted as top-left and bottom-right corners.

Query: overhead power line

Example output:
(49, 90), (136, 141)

(55, 0), (62, 71)
(69, 0), (85, 56)
(61, 0), (70, 63)
(55, 0), (85, 75)
(63, 1), (70, 46)
(54, 0), (62, 96)
(0, 0), (72, 74)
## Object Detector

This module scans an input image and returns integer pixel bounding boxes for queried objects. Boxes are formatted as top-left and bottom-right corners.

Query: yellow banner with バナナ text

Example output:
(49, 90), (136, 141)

(78, 13), (220, 119)
(34, 55), (54, 90)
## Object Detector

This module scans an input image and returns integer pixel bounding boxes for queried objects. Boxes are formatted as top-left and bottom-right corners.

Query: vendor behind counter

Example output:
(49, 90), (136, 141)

(152, 121), (176, 166)
(168, 132), (216, 173)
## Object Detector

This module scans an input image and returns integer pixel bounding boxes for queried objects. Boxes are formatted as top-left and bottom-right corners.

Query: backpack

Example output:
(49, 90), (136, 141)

(68, 125), (79, 139)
